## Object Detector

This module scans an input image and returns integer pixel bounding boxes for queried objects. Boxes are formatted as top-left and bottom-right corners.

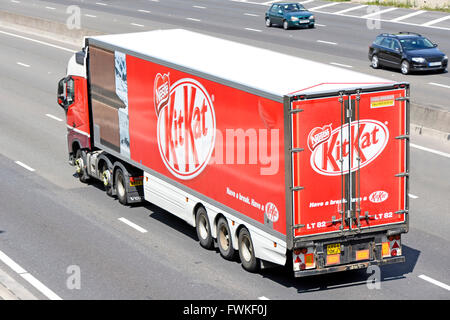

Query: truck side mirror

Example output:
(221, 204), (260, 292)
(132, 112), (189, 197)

(57, 78), (68, 110)
(57, 76), (74, 111)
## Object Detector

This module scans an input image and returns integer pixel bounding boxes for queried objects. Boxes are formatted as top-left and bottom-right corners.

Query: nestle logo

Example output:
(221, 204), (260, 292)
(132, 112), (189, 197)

(308, 124), (332, 151)
(310, 120), (389, 176)
(369, 191), (389, 203)
(154, 73), (170, 116)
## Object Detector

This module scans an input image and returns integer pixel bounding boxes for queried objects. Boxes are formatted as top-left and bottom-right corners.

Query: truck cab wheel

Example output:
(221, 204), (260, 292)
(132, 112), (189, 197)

(196, 207), (214, 250)
(102, 164), (113, 197)
(115, 168), (128, 205)
(238, 228), (259, 272)
(217, 217), (235, 260)
(75, 149), (89, 183)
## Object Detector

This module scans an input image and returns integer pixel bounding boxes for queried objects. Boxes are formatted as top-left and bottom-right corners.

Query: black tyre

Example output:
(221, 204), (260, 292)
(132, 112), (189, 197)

(75, 149), (89, 183)
(196, 207), (214, 250)
(238, 228), (259, 272)
(371, 54), (380, 69)
(401, 60), (410, 75)
(115, 168), (128, 205)
(101, 163), (113, 197)
(217, 217), (235, 260)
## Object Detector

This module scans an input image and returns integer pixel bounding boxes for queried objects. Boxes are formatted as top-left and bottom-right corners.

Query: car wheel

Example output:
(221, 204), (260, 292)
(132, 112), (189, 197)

(265, 17), (272, 27)
(401, 60), (410, 75)
(371, 55), (380, 69)
(308, 24), (315, 29)
(283, 20), (289, 30)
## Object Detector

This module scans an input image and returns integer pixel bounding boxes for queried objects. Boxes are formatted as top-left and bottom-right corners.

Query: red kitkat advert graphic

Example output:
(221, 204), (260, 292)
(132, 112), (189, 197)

(292, 91), (406, 237)
(125, 55), (287, 235)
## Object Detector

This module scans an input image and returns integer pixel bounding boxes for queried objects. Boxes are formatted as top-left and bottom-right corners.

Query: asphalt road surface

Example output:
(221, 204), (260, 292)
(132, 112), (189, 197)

(0, 0), (449, 300)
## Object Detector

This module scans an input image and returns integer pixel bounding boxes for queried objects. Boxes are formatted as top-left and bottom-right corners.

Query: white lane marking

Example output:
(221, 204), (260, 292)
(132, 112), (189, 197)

(95, 2), (107, 5)
(422, 15), (450, 27)
(0, 30), (75, 53)
(130, 23), (144, 27)
(45, 6), (56, 10)
(244, 13), (259, 17)
(85, 14), (97, 18)
(429, 82), (450, 89)
(186, 18), (201, 22)
(315, 23), (326, 27)
(334, 4), (367, 15)
(138, 9), (151, 13)
(193, 5), (206, 9)
(245, 28), (262, 32)
(419, 275), (450, 291)
(45, 114), (63, 122)
(262, 0), (279, 4)
(361, 7), (398, 19)
(11, 0), (21, 3)
(330, 62), (352, 68)
(0, 251), (27, 274)
(317, 40), (337, 45)
(16, 62), (30, 67)
(0, 250), (62, 300)
(258, 296), (270, 300)
(391, 10), (426, 22)
(118, 218), (148, 233)
(15, 161), (35, 172)
(299, 0), (315, 4)
(309, 2), (340, 11)
(408, 193), (419, 199)
(410, 143), (450, 159)
(21, 273), (62, 300)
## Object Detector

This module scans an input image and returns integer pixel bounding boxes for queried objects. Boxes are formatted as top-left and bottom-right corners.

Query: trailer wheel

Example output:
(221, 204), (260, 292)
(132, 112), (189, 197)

(115, 168), (128, 205)
(195, 207), (214, 250)
(238, 228), (259, 272)
(75, 149), (89, 183)
(217, 217), (235, 260)
(101, 163), (113, 197)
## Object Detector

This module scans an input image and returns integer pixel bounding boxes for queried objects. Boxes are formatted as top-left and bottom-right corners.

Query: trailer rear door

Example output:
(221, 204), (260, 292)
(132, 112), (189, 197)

(289, 86), (408, 238)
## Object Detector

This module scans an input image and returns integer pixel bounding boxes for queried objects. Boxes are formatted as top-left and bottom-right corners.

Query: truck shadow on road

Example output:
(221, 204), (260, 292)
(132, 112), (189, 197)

(259, 245), (421, 293)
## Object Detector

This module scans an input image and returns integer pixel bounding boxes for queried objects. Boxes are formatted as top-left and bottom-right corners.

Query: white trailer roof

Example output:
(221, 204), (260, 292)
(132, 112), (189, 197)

(89, 29), (394, 99)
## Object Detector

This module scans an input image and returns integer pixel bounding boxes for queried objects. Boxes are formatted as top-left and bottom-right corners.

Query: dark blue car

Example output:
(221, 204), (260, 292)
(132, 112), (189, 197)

(369, 32), (448, 75)
(265, 2), (315, 30)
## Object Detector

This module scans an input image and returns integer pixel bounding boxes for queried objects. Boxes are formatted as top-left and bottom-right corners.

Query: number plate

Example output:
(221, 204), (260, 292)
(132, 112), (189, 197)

(429, 62), (441, 67)
(327, 243), (341, 255)
(299, 19), (310, 23)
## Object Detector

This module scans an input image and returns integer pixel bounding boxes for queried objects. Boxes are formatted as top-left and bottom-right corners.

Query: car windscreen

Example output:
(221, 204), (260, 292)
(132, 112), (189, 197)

(399, 37), (435, 50)
(282, 3), (306, 11)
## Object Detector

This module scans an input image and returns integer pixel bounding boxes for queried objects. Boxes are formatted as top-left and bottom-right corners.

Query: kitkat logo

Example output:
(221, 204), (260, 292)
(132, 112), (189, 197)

(310, 120), (389, 176)
(369, 191), (389, 203)
(265, 202), (279, 223)
(156, 76), (216, 180)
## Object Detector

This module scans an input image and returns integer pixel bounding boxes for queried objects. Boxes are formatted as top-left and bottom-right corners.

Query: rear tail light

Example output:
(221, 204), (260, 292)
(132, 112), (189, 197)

(293, 248), (316, 271)
(382, 234), (402, 258)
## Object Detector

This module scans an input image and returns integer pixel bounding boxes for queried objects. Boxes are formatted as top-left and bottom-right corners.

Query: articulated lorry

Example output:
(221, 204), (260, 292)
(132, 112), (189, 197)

(57, 29), (409, 276)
